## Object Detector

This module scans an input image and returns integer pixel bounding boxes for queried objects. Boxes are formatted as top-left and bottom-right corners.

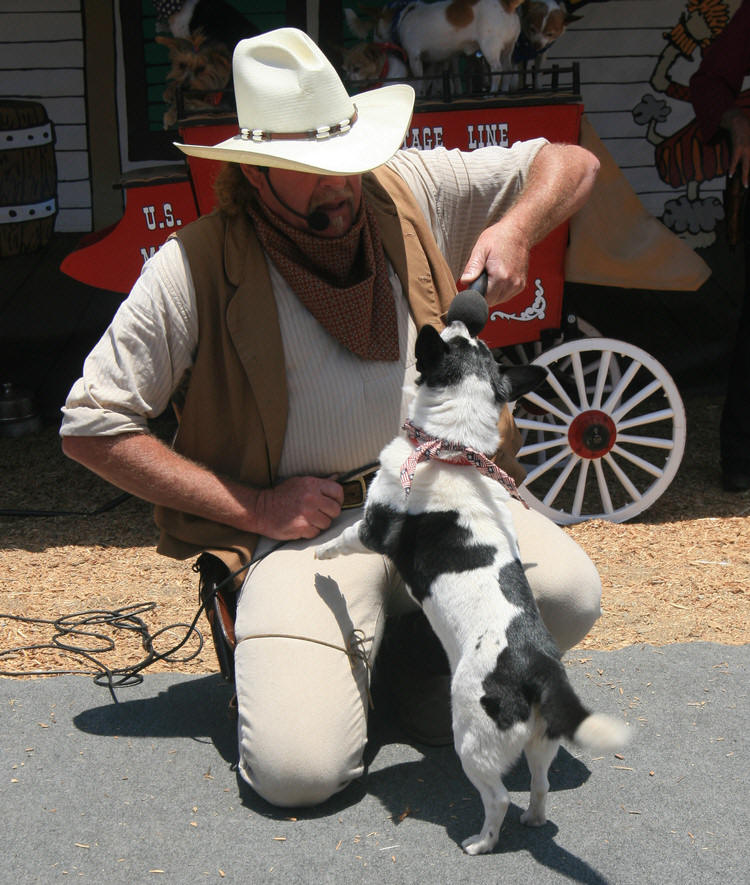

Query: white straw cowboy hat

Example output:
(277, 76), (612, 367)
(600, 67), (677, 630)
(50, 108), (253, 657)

(175, 28), (415, 175)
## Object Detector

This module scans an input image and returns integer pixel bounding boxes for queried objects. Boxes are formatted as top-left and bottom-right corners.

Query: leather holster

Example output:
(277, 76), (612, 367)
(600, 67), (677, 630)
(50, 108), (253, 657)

(195, 552), (237, 682)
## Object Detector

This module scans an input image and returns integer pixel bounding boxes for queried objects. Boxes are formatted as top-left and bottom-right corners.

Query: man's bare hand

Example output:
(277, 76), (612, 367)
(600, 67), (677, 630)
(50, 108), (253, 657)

(254, 476), (344, 540)
(460, 222), (530, 305)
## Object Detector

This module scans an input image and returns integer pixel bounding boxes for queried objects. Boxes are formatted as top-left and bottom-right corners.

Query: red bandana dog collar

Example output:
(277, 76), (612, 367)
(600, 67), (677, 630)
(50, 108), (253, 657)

(400, 420), (528, 507)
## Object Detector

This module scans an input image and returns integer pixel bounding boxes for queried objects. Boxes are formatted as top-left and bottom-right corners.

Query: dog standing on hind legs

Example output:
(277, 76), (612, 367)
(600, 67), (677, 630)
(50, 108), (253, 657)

(316, 290), (630, 854)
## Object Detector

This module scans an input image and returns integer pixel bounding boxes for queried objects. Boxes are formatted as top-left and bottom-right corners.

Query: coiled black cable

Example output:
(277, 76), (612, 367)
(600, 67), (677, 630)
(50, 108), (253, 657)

(0, 601), (206, 703)
(0, 544), (277, 702)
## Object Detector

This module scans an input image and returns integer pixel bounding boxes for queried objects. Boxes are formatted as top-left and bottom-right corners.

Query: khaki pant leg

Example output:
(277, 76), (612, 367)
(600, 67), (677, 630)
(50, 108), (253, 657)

(233, 510), (397, 808)
(507, 497), (603, 652)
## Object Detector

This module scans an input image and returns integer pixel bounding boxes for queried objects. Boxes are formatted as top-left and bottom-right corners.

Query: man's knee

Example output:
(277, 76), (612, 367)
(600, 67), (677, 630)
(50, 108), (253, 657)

(237, 732), (361, 807)
(535, 552), (602, 652)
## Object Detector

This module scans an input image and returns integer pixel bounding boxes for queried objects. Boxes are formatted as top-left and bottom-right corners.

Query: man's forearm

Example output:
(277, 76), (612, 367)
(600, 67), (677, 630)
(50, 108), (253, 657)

(503, 142), (600, 246)
(61, 432), (261, 531)
(61, 432), (345, 540)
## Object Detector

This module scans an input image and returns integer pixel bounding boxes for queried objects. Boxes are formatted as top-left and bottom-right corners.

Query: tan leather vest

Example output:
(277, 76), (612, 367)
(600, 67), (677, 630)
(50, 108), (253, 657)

(155, 165), (522, 572)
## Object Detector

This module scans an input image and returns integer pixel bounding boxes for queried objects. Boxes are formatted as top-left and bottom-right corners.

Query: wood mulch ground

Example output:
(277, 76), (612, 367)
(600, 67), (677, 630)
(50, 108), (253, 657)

(1, 387), (748, 680)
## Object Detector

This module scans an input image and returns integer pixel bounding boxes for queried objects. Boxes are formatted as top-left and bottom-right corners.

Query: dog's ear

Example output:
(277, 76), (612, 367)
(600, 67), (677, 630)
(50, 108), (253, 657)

(415, 324), (448, 376)
(497, 364), (548, 402)
(155, 34), (180, 51)
(344, 7), (373, 39)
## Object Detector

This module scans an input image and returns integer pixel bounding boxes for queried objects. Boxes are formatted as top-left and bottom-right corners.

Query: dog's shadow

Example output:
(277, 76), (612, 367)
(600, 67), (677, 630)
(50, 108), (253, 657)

(363, 697), (607, 882)
(365, 747), (606, 882)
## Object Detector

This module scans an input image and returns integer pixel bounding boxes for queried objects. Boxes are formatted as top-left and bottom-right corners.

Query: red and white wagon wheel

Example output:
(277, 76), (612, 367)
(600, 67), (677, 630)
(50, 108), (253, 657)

(512, 338), (686, 524)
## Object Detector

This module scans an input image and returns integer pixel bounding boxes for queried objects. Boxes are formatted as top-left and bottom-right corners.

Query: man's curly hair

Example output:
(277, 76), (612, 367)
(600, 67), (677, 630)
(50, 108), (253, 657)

(213, 162), (257, 216)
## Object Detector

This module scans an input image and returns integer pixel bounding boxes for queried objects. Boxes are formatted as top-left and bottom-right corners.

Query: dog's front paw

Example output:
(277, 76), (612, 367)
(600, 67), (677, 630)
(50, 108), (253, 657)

(314, 541), (335, 560)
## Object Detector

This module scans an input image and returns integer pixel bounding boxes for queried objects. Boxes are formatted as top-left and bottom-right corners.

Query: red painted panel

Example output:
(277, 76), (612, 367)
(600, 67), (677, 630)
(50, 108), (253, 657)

(178, 123), (233, 215)
(405, 103), (582, 347)
(60, 181), (198, 293)
(405, 103), (582, 152)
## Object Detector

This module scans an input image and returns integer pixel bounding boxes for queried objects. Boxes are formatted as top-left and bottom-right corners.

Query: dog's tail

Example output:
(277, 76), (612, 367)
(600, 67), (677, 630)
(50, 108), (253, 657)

(539, 664), (630, 753)
(572, 711), (631, 753)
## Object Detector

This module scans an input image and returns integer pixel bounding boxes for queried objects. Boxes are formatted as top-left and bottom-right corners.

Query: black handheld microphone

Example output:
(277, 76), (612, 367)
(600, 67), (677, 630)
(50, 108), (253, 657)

(447, 271), (489, 337)
(261, 169), (330, 231)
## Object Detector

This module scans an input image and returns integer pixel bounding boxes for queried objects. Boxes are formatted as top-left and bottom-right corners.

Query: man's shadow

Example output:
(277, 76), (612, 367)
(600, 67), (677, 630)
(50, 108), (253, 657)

(72, 661), (608, 881)
(73, 674), (238, 764)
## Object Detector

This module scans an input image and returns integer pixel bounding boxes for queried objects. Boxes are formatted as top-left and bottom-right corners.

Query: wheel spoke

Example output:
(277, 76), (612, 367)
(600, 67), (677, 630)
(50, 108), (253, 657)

(523, 446), (571, 483)
(617, 407), (675, 431)
(570, 351), (590, 409)
(603, 452), (643, 501)
(572, 458), (590, 517)
(515, 416), (568, 435)
(543, 369), (581, 416)
(542, 453), (579, 507)
(518, 436), (569, 457)
(612, 378), (664, 423)
(593, 459), (614, 514)
(610, 444), (665, 478)
(521, 391), (572, 423)
(591, 350), (613, 409)
(602, 358), (641, 412)
(616, 433), (675, 450)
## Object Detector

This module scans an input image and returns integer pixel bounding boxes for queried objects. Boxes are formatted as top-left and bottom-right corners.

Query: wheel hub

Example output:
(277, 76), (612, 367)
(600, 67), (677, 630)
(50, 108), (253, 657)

(568, 410), (616, 459)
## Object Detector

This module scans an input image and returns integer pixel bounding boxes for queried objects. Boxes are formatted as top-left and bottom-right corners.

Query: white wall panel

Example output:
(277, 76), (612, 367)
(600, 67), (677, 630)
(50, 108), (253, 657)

(0, 2), (89, 233)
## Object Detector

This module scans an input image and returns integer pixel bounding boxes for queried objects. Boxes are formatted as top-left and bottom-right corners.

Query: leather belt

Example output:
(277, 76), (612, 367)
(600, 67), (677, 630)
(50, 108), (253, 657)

(339, 464), (379, 509)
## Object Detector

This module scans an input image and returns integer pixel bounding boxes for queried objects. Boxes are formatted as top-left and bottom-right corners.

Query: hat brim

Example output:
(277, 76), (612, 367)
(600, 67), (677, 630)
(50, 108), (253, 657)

(174, 83), (415, 175)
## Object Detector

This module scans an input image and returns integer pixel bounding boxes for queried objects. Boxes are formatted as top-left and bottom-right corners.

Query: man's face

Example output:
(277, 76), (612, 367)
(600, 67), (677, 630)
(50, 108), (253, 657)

(243, 165), (363, 237)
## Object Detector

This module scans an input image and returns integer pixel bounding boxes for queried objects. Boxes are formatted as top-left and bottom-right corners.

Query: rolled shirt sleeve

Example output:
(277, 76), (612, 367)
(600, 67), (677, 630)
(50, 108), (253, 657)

(60, 237), (198, 436)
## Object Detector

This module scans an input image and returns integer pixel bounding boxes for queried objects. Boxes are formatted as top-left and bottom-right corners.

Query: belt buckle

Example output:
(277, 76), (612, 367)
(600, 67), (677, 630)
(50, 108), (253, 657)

(342, 474), (368, 509)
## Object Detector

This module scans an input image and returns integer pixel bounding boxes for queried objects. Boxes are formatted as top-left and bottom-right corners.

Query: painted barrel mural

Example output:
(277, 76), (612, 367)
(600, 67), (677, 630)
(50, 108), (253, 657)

(0, 100), (57, 257)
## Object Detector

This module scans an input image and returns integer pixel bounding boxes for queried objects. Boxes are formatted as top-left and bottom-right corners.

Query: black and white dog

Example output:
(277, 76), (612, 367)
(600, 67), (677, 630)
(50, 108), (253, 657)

(316, 290), (629, 854)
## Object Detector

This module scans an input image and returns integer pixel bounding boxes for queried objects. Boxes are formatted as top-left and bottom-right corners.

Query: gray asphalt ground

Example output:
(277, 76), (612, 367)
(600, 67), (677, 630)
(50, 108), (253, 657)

(2, 641), (747, 884)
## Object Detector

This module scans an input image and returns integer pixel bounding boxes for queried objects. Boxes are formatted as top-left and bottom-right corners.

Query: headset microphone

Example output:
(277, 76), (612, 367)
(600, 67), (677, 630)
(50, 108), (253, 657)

(261, 169), (330, 231)
(306, 209), (331, 232)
